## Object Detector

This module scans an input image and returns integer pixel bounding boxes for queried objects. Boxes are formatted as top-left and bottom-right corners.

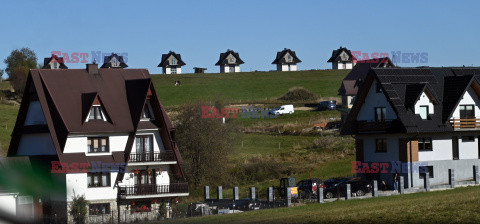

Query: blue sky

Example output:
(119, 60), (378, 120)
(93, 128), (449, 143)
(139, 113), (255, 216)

(0, 0), (479, 75)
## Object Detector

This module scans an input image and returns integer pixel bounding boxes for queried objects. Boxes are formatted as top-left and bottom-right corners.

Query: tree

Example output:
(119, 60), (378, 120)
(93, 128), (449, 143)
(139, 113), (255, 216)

(175, 101), (235, 189)
(3, 47), (38, 96)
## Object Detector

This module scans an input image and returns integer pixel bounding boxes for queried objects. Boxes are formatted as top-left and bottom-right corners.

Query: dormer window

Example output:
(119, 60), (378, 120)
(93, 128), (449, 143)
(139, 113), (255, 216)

(53, 62), (58, 69)
(89, 105), (104, 120)
(230, 56), (235, 63)
(171, 57), (176, 65)
(419, 106), (429, 120)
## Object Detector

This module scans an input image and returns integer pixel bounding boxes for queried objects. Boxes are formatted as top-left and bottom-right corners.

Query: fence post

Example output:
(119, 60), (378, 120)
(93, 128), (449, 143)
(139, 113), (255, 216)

(449, 169), (455, 188)
(233, 187), (239, 201)
(286, 187), (292, 207)
(399, 176), (404, 194)
(424, 172), (430, 192)
(345, 184), (351, 200)
(474, 165), (479, 184)
(372, 180), (378, 197)
(204, 186), (210, 201)
(217, 186), (223, 200)
(318, 187), (324, 203)
(268, 187), (273, 202)
(250, 187), (256, 200)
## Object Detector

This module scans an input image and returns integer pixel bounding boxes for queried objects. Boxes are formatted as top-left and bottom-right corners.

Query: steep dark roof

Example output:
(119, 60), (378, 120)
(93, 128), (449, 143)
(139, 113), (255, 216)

(100, 53), (128, 68)
(342, 67), (480, 135)
(42, 54), (68, 69)
(8, 66), (185, 178)
(158, 51), (186, 67)
(215, 49), (244, 66)
(338, 57), (394, 96)
(327, 46), (356, 63)
(272, 48), (302, 65)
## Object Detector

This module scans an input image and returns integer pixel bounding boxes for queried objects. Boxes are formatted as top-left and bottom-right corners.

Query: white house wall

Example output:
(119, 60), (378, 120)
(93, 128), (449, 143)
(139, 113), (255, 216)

(66, 172), (118, 202)
(24, 101), (47, 125)
(63, 133), (129, 154)
(119, 167), (170, 187)
(451, 86), (480, 119)
(17, 133), (57, 156)
(414, 91), (434, 115)
(361, 135), (400, 162)
(290, 64), (297, 71)
(357, 80), (398, 121)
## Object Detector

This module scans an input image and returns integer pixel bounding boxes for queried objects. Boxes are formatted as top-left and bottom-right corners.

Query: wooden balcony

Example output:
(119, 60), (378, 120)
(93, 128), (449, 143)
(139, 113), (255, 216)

(357, 120), (393, 133)
(118, 183), (189, 198)
(128, 152), (175, 163)
(450, 118), (480, 129)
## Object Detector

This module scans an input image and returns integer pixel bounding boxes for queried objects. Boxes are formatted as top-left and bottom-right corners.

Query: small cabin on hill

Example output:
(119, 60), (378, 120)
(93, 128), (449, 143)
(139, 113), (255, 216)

(158, 51), (186, 74)
(272, 48), (302, 71)
(215, 49), (244, 73)
(327, 46), (356, 70)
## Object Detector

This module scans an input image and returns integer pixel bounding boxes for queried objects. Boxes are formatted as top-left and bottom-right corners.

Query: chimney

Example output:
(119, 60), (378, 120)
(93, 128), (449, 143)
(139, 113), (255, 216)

(86, 63), (98, 75)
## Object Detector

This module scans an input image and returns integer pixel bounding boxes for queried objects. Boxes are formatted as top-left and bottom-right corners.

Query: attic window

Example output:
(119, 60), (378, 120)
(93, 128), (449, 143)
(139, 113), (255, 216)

(89, 106), (104, 121)
(53, 62), (58, 69)
(171, 57), (176, 65)
(419, 106), (429, 120)
(142, 100), (154, 120)
(376, 83), (383, 93)
(230, 56), (235, 63)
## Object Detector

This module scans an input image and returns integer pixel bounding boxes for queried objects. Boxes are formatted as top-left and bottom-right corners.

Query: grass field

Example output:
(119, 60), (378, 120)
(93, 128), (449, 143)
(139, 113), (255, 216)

(167, 186), (480, 224)
(0, 104), (18, 155)
(151, 70), (348, 106)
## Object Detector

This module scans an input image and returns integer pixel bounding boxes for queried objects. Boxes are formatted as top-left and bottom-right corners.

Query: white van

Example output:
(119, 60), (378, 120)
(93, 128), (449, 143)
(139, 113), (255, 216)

(270, 104), (294, 115)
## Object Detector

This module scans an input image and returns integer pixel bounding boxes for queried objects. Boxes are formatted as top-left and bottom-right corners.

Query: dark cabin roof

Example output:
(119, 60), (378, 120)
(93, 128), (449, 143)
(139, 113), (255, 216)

(341, 67), (480, 135)
(338, 57), (394, 96)
(215, 49), (244, 66)
(42, 54), (68, 69)
(157, 51), (186, 67)
(272, 48), (302, 65)
(327, 46), (356, 63)
(7, 66), (185, 178)
(100, 53), (128, 68)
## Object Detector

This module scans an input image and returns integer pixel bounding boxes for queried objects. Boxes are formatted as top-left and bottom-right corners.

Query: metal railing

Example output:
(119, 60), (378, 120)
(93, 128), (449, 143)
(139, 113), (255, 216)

(118, 183), (189, 196)
(357, 120), (393, 133)
(128, 151), (175, 162)
(450, 118), (480, 129)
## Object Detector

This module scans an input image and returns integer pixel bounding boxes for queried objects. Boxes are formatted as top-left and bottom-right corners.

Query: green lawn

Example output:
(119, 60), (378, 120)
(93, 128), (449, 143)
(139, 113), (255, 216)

(0, 104), (18, 155)
(167, 186), (480, 224)
(152, 70), (348, 106)
(232, 110), (341, 128)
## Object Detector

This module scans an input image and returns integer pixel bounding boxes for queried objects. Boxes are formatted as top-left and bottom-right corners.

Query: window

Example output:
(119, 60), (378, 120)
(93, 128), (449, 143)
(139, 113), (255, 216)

(171, 57), (176, 65)
(230, 56), (235, 63)
(87, 173), (111, 187)
(462, 136), (475, 142)
(419, 166), (434, 179)
(89, 203), (110, 215)
(134, 170), (156, 185)
(87, 137), (109, 153)
(53, 62), (58, 69)
(375, 139), (387, 153)
(459, 105), (475, 119)
(286, 54), (292, 62)
(142, 101), (152, 119)
(376, 83), (383, 93)
(89, 106), (104, 120)
(375, 107), (386, 122)
(418, 137), (432, 151)
(419, 106), (429, 120)
(136, 135), (153, 161)
(171, 67), (177, 74)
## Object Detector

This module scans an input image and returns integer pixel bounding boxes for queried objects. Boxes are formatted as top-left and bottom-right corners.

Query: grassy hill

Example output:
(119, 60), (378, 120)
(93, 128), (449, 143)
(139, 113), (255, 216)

(167, 186), (480, 224)
(151, 70), (348, 106)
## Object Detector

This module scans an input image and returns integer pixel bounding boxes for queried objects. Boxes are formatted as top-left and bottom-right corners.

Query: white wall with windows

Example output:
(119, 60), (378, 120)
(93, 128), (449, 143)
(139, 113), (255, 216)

(63, 133), (129, 154)
(66, 172), (118, 202)
(361, 136), (400, 162)
(357, 80), (397, 121)
(451, 86), (480, 119)
(133, 131), (166, 154)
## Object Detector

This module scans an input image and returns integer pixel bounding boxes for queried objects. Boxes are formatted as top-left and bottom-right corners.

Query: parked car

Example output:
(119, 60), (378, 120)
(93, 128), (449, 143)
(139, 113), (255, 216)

(297, 178), (324, 199)
(270, 104), (294, 115)
(324, 178), (371, 199)
(318, 100), (336, 110)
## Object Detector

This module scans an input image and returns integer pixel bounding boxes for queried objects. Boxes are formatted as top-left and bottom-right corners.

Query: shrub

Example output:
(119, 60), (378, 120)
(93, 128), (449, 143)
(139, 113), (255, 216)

(278, 87), (318, 102)
(69, 194), (88, 224)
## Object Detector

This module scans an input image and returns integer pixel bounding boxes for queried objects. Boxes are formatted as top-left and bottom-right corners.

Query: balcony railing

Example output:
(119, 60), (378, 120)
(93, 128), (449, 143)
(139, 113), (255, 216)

(357, 120), (393, 133)
(118, 183), (189, 196)
(450, 118), (480, 129)
(129, 152), (175, 163)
